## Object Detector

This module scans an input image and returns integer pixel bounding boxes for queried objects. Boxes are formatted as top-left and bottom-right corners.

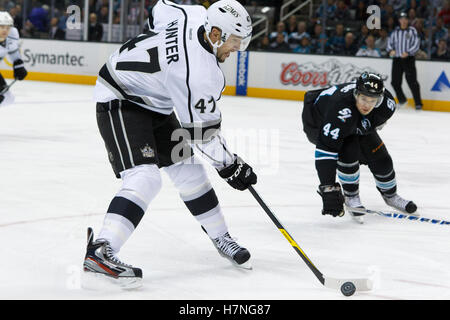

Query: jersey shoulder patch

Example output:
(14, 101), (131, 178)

(337, 107), (353, 122)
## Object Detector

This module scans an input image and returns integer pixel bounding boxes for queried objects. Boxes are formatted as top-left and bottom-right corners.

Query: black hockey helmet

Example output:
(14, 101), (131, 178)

(355, 72), (385, 98)
(354, 72), (385, 108)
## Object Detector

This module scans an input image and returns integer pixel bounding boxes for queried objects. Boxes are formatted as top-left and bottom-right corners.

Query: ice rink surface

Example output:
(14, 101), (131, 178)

(0, 80), (449, 300)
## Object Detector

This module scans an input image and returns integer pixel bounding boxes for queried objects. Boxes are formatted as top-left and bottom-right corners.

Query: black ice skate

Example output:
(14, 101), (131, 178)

(83, 227), (142, 289)
(344, 194), (365, 224)
(202, 227), (252, 269)
(382, 194), (418, 215)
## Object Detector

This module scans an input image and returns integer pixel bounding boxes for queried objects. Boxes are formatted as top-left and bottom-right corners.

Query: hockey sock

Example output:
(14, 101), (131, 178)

(337, 160), (360, 197)
(369, 155), (397, 197)
(374, 170), (397, 197)
(98, 165), (162, 253)
(183, 187), (228, 239)
(164, 159), (228, 239)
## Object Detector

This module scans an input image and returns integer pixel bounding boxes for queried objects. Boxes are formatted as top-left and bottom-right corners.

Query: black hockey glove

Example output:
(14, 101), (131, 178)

(218, 156), (257, 191)
(13, 59), (27, 80)
(317, 183), (345, 217)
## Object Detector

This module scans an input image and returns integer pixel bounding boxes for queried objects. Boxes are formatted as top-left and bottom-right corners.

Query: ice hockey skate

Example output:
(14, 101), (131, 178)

(202, 227), (252, 270)
(82, 228), (143, 290)
(345, 194), (365, 224)
(382, 193), (418, 215)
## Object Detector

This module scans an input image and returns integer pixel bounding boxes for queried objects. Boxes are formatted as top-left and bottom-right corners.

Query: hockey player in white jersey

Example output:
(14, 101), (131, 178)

(83, 0), (255, 288)
(0, 12), (27, 107)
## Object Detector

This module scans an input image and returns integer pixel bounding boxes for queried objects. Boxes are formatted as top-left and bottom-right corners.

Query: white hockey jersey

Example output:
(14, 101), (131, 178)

(94, 0), (235, 168)
(0, 27), (22, 63)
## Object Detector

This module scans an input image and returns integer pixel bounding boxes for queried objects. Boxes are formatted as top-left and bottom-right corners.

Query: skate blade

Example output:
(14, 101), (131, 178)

(350, 214), (365, 224)
(217, 252), (253, 270)
(81, 270), (143, 291)
(346, 207), (365, 224)
(235, 260), (253, 270)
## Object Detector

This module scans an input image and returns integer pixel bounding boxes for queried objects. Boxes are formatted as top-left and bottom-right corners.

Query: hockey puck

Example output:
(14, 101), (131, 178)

(340, 282), (356, 296)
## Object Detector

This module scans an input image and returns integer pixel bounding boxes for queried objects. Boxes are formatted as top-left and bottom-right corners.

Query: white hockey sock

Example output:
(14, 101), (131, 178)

(195, 205), (228, 239)
(97, 213), (135, 254)
(163, 159), (229, 239)
(97, 164), (162, 254)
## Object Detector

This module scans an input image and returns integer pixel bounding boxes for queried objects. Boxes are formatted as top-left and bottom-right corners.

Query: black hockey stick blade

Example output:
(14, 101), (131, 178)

(248, 186), (373, 292)
(0, 79), (17, 95)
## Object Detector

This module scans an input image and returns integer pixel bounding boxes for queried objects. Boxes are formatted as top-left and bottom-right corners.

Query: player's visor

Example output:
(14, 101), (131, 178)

(225, 33), (252, 51)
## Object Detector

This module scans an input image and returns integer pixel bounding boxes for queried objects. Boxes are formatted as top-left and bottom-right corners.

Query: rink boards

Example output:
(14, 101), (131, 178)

(1, 38), (449, 112)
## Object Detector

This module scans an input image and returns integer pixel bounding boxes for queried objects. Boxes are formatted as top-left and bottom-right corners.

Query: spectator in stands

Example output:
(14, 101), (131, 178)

(408, 8), (419, 27)
(4, 1), (16, 11)
(338, 32), (358, 55)
(329, 23), (346, 54)
(98, 6), (109, 24)
(293, 35), (313, 54)
(417, 0), (432, 19)
(313, 33), (331, 54)
(270, 32), (290, 52)
(21, 19), (36, 38)
(49, 17), (65, 40)
(269, 21), (287, 42)
(310, 22), (324, 48)
(286, 15), (297, 35)
(28, 3), (49, 32)
(432, 38), (450, 59)
(317, 0), (337, 19)
(389, 0), (406, 13)
(356, 34), (382, 57)
(385, 16), (396, 34)
(438, 0), (450, 24)
(433, 16), (448, 45)
(356, 24), (370, 47)
(414, 18), (426, 42)
(96, 0), (110, 14)
(407, 0), (419, 11)
(88, 13), (103, 42)
(256, 35), (270, 51)
(288, 21), (310, 50)
(88, 0), (96, 15)
(9, 5), (22, 33)
(354, 0), (368, 22)
(334, 0), (351, 21)
(375, 28), (389, 57)
(384, 4), (397, 24)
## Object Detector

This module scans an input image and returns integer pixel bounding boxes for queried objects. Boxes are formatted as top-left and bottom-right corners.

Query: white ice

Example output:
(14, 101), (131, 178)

(0, 80), (449, 300)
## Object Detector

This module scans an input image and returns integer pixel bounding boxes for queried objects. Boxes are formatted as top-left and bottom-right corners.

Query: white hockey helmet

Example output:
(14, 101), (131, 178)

(0, 11), (13, 26)
(204, 0), (252, 54)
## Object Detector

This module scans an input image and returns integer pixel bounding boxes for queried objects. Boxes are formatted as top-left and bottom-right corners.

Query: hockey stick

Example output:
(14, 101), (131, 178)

(248, 186), (373, 293)
(347, 207), (450, 226)
(0, 79), (17, 95)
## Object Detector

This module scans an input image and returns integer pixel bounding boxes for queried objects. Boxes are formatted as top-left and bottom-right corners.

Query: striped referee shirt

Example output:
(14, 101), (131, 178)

(387, 26), (421, 57)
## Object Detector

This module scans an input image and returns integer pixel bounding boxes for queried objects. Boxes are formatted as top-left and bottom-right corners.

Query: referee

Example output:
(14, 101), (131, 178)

(387, 12), (423, 110)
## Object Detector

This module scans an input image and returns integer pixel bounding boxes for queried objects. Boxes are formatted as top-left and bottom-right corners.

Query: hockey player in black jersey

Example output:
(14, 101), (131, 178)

(302, 72), (417, 223)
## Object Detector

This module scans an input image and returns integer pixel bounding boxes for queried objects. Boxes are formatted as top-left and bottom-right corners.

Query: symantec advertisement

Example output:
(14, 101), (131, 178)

(0, 39), (119, 77)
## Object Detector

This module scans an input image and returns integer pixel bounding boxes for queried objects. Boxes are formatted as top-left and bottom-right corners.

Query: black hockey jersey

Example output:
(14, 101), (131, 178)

(302, 82), (397, 185)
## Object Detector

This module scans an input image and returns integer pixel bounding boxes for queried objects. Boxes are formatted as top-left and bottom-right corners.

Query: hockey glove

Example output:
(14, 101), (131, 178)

(13, 59), (27, 80)
(218, 155), (257, 191)
(317, 183), (345, 217)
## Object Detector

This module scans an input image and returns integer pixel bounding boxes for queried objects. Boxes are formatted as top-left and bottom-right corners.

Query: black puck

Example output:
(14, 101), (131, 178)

(341, 282), (356, 296)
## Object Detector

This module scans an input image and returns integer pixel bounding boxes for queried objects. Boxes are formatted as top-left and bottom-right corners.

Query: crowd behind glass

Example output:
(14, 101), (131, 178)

(3, 0), (449, 60)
